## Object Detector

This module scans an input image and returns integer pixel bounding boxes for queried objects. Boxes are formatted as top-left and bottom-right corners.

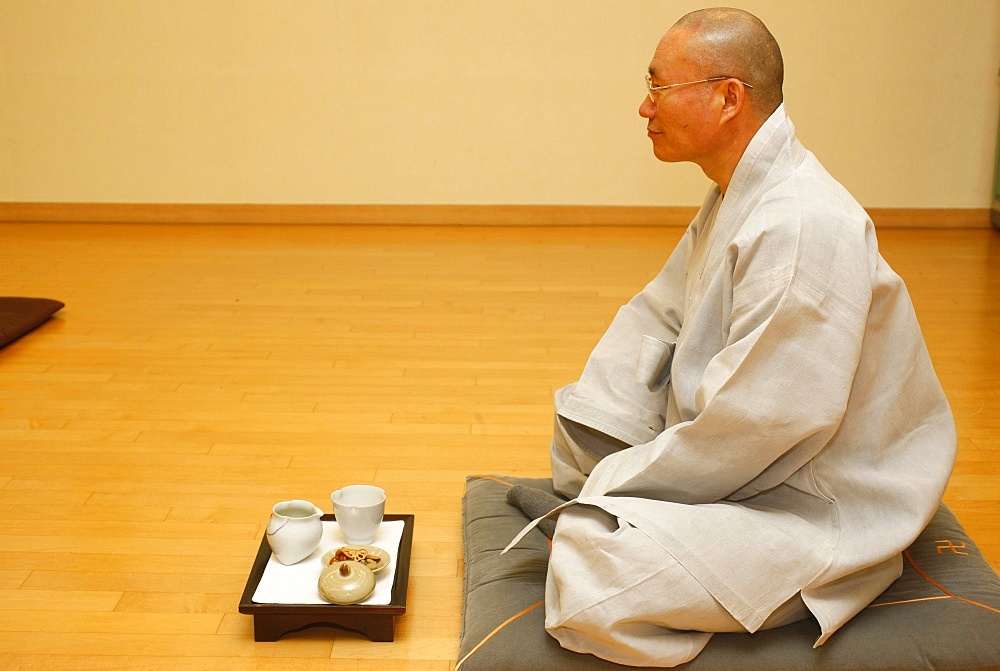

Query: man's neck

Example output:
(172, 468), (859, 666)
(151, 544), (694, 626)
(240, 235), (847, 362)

(702, 118), (764, 194)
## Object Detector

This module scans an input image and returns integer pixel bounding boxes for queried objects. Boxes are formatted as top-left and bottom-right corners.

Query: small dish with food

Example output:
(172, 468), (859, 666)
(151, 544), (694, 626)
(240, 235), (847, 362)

(320, 545), (391, 573)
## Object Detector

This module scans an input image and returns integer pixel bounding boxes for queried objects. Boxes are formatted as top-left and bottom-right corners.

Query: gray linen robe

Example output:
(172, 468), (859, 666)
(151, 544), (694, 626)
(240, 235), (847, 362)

(506, 104), (956, 654)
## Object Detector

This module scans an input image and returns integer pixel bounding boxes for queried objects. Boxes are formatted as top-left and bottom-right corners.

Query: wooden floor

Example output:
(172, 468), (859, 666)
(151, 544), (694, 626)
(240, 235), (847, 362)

(1, 222), (997, 669)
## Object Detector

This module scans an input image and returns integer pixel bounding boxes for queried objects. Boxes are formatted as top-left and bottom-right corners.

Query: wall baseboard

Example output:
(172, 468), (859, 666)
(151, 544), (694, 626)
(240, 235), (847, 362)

(864, 208), (992, 229)
(0, 202), (992, 228)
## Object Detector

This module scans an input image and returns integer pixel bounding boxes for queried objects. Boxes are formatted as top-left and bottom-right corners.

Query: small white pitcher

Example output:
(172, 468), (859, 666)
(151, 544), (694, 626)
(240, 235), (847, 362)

(266, 500), (324, 565)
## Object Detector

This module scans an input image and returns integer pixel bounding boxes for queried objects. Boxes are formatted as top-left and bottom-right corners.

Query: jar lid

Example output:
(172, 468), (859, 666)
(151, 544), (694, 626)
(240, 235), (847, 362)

(318, 561), (376, 605)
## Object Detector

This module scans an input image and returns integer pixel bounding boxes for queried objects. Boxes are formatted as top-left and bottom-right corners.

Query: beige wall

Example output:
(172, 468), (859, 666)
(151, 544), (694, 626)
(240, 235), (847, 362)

(1, 0), (998, 209)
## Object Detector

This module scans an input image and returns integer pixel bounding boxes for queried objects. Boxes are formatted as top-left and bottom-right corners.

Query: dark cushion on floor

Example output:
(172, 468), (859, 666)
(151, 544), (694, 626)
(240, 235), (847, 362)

(0, 297), (64, 348)
(459, 475), (1000, 671)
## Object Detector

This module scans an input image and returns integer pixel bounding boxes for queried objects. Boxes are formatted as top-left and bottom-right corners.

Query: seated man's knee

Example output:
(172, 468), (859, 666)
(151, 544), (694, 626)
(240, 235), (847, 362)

(544, 513), (717, 668)
(546, 506), (756, 636)
(545, 506), (645, 623)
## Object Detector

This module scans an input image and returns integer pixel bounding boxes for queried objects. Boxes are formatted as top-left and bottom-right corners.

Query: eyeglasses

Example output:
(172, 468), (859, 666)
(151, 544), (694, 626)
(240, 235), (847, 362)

(645, 73), (752, 102)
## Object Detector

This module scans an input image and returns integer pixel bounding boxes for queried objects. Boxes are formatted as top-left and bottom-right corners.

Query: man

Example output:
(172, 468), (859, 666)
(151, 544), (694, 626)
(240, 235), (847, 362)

(503, 7), (956, 668)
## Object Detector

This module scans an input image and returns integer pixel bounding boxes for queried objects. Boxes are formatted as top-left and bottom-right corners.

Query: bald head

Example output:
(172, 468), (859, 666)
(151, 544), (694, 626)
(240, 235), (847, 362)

(671, 7), (784, 119)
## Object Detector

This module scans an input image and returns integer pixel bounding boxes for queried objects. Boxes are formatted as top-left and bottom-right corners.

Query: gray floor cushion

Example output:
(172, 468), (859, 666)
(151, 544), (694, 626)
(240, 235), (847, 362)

(460, 475), (1000, 670)
(0, 297), (64, 348)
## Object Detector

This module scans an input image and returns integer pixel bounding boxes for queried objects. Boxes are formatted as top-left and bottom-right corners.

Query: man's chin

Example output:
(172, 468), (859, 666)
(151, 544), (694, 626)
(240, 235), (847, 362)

(651, 146), (679, 163)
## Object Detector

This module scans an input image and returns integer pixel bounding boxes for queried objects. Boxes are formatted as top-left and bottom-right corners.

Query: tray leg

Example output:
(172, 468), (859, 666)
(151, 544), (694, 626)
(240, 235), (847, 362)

(350, 614), (396, 642)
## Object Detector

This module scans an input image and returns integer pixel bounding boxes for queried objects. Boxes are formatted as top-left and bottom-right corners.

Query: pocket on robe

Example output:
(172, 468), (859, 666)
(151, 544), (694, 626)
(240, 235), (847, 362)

(635, 335), (675, 392)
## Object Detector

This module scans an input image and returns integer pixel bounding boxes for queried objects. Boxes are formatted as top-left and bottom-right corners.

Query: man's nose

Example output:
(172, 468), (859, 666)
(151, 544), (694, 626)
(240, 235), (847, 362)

(639, 95), (656, 119)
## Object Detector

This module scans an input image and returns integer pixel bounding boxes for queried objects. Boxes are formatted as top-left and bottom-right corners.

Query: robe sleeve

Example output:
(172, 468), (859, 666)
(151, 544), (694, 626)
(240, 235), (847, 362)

(579, 212), (875, 504)
(555, 227), (691, 446)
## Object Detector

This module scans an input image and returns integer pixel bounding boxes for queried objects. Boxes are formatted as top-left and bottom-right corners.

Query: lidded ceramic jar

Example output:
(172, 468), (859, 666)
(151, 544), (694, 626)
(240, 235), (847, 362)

(318, 561), (376, 604)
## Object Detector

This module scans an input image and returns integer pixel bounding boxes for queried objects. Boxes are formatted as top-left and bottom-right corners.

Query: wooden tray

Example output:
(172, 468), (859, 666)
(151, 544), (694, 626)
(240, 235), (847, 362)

(239, 513), (414, 642)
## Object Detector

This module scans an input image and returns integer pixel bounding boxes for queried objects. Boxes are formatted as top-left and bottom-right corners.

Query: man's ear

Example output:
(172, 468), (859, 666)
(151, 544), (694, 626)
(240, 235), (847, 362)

(719, 79), (747, 125)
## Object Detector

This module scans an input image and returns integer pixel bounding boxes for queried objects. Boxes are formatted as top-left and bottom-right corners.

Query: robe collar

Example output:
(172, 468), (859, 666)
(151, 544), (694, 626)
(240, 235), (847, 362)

(695, 104), (806, 276)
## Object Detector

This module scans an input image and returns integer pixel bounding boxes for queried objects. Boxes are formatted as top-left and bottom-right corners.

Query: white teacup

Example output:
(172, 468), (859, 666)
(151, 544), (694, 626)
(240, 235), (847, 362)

(331, 485), (386, 545)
